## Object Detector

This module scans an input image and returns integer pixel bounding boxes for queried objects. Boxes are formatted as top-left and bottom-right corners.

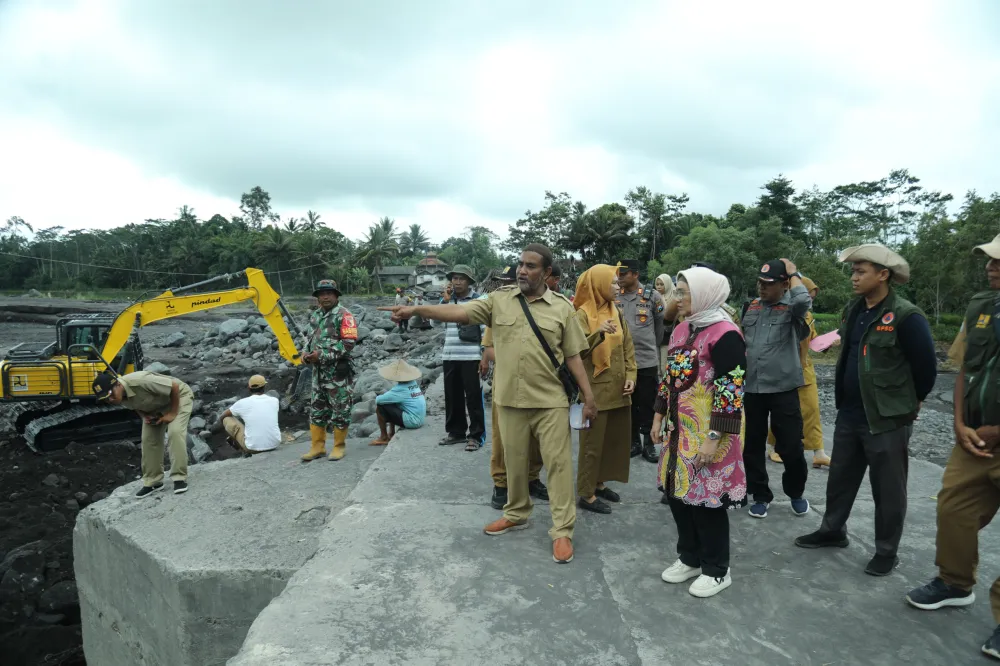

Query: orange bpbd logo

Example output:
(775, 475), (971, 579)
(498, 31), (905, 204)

(881, 312), (895, 325)
(340, 312), (358, 341)
(760, 263), (769, 272)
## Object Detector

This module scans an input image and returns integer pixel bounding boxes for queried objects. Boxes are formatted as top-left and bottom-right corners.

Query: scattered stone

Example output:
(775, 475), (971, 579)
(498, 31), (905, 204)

(187, 435), (212, 463)
(74, 492), (88, 504)
(188, 416), (207, 432)
(203, 348), (224, 362)
(144, 361), (171, 375)
(350, 404), (373, 424)
(22, 288), (43, 298)
(219, 318), (250, 339)
(91, 491), (109, 502)
(382, 334), (404, 352)
(161, 332), (187, 348)
(357, 326), (372, 342)
(38, 581), (78, 614)
(41, 474), (60, 488)
(249, 332), (271, 351)
(0, 541), (49, 579)
(65, 499), (80, 511)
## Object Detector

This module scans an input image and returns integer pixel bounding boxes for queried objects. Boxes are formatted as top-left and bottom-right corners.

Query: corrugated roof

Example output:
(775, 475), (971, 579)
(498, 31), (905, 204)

(374, 266), (417, 275)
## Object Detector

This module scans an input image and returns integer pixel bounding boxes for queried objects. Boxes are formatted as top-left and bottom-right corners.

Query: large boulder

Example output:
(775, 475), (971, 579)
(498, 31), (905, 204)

(350, 403), (373, 424)
(188, 416), (207, 432)
(219, 319), (250, 339)
(249, 332), (271, 352)
(187, 434), (212, 463)
(38, 580), (78, 614)
(144, 362), (171, 376)
(382, 334), (404, 352)
(353, 370), (392, 397)
(161, 332), (186, 348)
(202, 348), (224, 362)
(356, 326), (372, 342)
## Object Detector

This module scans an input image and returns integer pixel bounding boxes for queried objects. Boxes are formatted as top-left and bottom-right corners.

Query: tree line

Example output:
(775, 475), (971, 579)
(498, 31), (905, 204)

(2, 171), (999, 321)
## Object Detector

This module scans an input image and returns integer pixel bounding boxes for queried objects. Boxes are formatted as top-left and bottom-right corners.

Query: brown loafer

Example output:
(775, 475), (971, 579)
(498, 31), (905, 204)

(483, 517), (528, 536)
(553, 537), (574, 564)
(812, 453), (831, 468)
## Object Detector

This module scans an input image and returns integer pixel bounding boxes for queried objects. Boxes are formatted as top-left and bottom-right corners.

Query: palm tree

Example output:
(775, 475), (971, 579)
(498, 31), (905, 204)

(283, 217), (301, 234)
(293, 232), (330, 287)
(256, 226), (295, 294)
(303, 210), (322, 231)
(402, 223), (430, 256)
(355, 221), (400, 292)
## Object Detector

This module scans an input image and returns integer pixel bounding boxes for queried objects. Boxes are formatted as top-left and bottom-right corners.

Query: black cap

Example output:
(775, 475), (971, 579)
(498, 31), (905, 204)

(499, 266), (516, 281)
(693, 261), (717, 272)
(758, 260), (790, 283)
(549, 264), (562, 277)
(93, 372), (117, 401)
(617, 259), (641, 273)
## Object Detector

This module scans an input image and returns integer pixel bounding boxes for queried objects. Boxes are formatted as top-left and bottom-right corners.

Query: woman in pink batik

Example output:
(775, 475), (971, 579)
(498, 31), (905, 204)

(651, 266), (746, 599)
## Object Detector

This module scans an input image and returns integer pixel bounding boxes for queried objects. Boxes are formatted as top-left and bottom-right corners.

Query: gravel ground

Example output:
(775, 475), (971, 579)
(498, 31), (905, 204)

(814, 363), (957, 467)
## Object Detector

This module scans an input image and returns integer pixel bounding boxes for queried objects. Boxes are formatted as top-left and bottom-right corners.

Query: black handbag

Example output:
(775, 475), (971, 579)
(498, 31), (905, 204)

(452, 293), (484, 343)
(516, 295), (579, 403)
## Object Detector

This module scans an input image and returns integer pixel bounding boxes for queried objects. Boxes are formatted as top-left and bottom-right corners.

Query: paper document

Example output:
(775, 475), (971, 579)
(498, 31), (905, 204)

(809, 330), (841, 352)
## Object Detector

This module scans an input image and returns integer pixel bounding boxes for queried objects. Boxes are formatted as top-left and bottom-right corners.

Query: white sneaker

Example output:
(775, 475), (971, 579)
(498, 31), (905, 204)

(688, 570), (732, 598)
(661, 559), (701, 584)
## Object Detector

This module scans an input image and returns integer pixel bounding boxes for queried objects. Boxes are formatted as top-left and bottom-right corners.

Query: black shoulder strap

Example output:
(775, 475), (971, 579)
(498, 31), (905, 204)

(741, 300), (751, 320)
(517, 295), (560, 370)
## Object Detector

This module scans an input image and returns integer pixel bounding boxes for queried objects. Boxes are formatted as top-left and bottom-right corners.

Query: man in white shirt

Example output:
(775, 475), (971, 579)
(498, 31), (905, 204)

(220, 375), (281, 455)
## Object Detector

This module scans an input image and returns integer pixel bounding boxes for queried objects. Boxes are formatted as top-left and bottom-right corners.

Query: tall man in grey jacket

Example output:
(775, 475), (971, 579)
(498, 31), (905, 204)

(742, 259), (813, 519)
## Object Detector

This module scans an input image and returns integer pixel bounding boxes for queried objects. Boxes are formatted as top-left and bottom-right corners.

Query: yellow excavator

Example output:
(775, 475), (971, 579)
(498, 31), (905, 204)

(1, 268), (304, 452)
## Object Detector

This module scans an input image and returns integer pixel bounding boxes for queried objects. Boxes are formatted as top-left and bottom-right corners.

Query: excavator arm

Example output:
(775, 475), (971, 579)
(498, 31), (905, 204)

(99, 268), (304, 366)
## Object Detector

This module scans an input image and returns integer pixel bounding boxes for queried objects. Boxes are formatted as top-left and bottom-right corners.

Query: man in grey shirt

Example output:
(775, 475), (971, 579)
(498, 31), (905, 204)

(741, 259), (812, 519)
(616, 259), (666, 462)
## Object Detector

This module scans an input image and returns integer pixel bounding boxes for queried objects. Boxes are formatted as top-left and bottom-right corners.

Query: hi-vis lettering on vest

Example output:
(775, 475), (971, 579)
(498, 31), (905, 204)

(340, 312), (358, 340)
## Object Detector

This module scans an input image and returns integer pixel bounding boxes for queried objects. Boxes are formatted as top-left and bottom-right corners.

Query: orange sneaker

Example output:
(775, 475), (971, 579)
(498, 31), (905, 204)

(483, 517), (528, 536)
(553, 537), (574, 564)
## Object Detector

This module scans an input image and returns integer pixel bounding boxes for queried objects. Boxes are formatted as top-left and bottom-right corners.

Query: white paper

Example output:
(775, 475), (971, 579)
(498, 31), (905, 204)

(569, 403), (590, 430)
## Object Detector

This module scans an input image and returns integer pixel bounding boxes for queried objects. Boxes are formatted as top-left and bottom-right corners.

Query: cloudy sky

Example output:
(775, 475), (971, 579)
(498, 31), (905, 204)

(2, 0), (998, 243)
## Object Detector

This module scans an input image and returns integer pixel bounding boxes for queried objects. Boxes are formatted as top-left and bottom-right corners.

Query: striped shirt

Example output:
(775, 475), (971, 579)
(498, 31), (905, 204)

(434, 291), (485, 361)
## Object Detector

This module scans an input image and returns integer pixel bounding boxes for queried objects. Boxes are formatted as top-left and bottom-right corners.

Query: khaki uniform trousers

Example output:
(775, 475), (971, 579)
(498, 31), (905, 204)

(490, 400), (543, 487)
(141, 386), (193, 486)
(768, 382), (823, 451)
(223, 416), (267, 455)
(936, 443), (1000, 623)
(498, 405), (575, 541)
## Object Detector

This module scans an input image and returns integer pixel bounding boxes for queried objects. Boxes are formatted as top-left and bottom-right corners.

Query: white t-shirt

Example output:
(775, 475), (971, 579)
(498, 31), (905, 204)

(229, 394), (281, 452)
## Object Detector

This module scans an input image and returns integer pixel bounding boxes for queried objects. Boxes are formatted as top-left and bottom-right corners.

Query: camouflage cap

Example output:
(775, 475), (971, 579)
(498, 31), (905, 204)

(312, 279), (341, 297)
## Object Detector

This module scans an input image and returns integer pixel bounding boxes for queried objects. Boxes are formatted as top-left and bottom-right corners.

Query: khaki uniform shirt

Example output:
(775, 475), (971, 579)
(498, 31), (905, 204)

(462, 286), (588, 409)
(118, 372), (192, 414)
(949, 323), (967, 367)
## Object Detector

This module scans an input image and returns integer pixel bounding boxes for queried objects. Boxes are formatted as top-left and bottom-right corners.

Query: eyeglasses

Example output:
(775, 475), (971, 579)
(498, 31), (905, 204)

(674, 289), (691, 299)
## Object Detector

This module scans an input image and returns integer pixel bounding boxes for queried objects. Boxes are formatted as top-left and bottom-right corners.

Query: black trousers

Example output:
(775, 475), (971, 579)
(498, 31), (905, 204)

(630, 366), (659, 444)
(668, 498), (730, 577)
(443, 360), (485, 442)
(820, 412), (911, 557)
(397, 319), (409, 332)
(744, 390), (808, 503)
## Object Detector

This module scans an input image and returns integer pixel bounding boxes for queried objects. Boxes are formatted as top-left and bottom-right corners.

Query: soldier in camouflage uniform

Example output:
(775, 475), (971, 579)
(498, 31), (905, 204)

(301, 279), (359, 462)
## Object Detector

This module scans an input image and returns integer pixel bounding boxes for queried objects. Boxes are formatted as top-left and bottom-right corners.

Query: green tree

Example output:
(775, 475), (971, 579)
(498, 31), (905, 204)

(240, 186), (277, 230)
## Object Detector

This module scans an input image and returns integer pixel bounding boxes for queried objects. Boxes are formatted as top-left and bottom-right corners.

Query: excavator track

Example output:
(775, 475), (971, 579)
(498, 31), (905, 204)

(22, 404), (141, 453)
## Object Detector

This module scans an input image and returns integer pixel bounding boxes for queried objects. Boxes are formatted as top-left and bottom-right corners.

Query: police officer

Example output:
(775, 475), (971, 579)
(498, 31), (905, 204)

(93, 370), (195, 497)
(546, 263), (563, 294)
(616, 258), (665, 462)
(795, 245), (936, 577)
(382, 243), (598, 565)
(742, 258), (812, 519)
(300, 279), (358, 462)
(907, 234), (1000, 658)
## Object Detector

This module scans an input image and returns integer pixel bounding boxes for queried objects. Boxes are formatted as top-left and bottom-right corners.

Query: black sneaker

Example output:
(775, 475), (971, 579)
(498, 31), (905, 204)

(794, 530), (849, 549)
(491, 486), (508, 510)
(595, 487), (620, 503)
(630, 439), (642, 458)
(983, 625), (1000, 660)
(173, 481), (189, 495)
(660, 492), (671, 506)
(642, 439), (658, 463)
(579, 497), (612, 514)
(528, 479), (549, 501)
(864, 554), (899, 576)
(906, 578), (975, 610)
(134, 483), (163, 499)
(439, 434), (465, 446)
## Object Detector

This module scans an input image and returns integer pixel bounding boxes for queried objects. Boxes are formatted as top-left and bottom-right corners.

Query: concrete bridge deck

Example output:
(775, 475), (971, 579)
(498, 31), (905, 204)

(74, 381), (1000, 665)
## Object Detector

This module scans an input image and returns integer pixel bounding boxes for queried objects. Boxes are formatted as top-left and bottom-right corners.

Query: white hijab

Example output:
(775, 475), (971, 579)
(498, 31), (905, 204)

(677, 267), (732, 328)
(655, 273), (674, 301)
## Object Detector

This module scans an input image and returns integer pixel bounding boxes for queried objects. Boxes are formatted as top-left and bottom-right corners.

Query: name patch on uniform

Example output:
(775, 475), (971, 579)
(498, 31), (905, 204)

(881, 312), (895, 325)
(340, 312), (358, 340)
(876, 325), (894, 332)
(977, 314), (991, 328)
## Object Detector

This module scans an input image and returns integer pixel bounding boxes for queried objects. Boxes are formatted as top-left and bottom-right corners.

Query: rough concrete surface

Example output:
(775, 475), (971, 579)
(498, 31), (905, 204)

(73, 435), (383, 666)
(230, 411), (1000, 666)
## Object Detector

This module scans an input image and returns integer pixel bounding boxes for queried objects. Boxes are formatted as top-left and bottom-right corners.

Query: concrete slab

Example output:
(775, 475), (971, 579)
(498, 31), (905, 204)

(231, 415), (1000, 666)
(74, 433), (383, 666)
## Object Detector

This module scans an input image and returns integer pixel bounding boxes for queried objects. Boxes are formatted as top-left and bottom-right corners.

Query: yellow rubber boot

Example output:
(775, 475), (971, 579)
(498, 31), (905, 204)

(329, 427), (348, 461)
(301, 424), (327, 462)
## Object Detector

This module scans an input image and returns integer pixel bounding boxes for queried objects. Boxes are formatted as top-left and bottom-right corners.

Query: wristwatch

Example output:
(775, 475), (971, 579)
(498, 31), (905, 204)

(791, 271), (802, 279)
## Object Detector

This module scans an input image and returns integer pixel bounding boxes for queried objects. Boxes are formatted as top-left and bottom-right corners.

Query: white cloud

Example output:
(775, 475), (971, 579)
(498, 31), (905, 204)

(0, 0), (997, 243)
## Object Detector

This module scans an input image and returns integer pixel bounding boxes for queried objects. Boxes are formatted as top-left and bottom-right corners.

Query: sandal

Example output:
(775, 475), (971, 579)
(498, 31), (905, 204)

(464, 439), (481, 452)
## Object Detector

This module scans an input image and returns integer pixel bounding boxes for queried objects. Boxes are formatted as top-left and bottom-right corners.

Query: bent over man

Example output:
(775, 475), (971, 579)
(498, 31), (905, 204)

(94, 370), (194, 497)
(301, 279), (358, 462)
(382, 243), (598, 565)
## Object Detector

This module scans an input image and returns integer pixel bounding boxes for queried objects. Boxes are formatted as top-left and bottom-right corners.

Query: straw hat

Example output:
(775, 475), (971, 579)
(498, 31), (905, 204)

(838, 244), (910, 284)
(378, 359), (422, 382)
(974, 233), (1000, 259)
